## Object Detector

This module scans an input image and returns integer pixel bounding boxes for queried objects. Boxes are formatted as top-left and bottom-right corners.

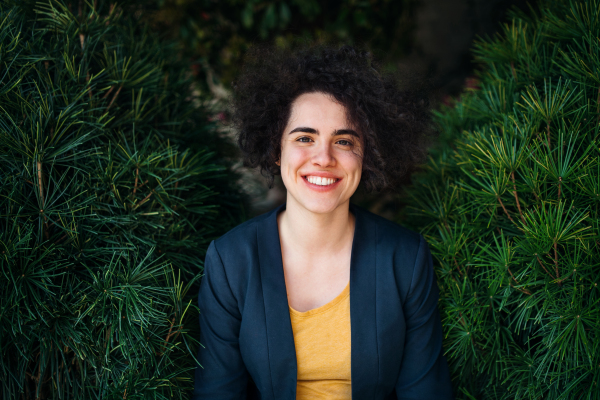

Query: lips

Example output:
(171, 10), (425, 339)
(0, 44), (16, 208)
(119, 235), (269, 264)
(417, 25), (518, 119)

(302, 174), (342, 191)
(305, 176), (338, 186)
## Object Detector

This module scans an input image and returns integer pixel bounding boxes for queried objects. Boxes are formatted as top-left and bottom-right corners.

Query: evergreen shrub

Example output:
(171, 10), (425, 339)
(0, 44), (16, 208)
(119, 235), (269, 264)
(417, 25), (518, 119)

(403, 1), (600, 399)
(0, 1), (244, 398)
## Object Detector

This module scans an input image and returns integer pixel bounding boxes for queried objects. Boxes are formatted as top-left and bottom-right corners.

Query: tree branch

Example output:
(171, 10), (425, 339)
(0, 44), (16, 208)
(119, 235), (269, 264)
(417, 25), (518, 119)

(536, 255), (556, 280)
(132, 167), (139, 197)
(102, 85), (115, 99)
(596, 86), (600, 125)
(507, 266), (532, 295)
(497, 196), (515, 223)
(106, 85), (123, 111)
(159, 317), (179, 356)
(510, 60), (518, 83)
(558, 176), (562, 201)
(511, 171), (525, 224)
(453, 257), (465, 276)
(554, 242), (560, 284)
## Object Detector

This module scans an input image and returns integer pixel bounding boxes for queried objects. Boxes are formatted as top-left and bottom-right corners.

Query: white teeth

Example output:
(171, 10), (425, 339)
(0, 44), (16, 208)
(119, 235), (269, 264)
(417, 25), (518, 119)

(306, 176), (337, 186)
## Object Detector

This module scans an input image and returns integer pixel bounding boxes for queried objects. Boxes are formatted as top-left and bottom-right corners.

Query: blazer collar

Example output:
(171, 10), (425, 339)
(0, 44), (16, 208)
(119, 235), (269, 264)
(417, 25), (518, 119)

(257, 202), (378, 400)
(257, 203), (296, 399)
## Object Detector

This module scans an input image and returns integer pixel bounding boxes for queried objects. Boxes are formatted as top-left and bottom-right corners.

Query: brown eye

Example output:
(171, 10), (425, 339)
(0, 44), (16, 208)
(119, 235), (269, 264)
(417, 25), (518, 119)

(337, 139), (352, 146)
(297, 136), (312, 142)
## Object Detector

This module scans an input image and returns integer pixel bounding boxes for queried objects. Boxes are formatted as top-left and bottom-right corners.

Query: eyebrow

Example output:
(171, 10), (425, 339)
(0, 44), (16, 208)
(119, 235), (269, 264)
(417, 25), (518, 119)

(288, 127), (360, 137)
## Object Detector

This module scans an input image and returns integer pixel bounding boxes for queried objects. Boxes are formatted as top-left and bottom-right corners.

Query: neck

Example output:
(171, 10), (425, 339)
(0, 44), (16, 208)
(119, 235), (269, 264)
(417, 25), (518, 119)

(277, 196), (355, 255)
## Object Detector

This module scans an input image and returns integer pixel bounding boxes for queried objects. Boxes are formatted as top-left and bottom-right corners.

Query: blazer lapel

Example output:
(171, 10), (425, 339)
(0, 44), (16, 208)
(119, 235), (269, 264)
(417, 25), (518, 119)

(349, 203), (379, 399)
(257, 203), (297, 400)
(257, 202), (379, 399)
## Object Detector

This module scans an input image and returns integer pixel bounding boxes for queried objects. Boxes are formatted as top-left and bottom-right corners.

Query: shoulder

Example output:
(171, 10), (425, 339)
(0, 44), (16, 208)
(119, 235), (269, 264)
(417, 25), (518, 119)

(212, 206), (276, 254)
(206, 205), (281, 284)
(352, 204), (430, 299)
(352, 203), (423, 253)
(203, 207), (280, 305)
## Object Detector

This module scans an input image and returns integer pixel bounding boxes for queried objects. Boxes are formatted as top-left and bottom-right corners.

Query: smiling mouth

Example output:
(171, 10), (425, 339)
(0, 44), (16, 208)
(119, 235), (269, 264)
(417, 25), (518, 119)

(304, 176), (339, 186)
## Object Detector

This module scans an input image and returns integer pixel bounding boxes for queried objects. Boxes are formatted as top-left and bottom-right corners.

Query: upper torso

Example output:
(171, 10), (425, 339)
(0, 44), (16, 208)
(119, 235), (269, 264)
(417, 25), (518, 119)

(289, 281), (352, 399)
(192, 202), (453, 400)
(277, 209), (355, 313)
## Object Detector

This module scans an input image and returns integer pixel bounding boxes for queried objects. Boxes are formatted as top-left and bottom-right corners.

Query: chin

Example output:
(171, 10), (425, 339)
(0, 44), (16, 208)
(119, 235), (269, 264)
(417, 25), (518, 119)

(295, 197), (348, 215)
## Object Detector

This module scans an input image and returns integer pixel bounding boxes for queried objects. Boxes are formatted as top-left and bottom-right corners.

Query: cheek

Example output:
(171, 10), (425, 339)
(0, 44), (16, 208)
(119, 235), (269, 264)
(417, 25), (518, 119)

(281, 145), (311, 171)
(338, 152), (363, 178)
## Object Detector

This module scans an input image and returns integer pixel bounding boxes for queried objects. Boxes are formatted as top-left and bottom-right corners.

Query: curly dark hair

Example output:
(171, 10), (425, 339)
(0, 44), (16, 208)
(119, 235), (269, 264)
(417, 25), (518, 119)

(233, 44), (432, 192)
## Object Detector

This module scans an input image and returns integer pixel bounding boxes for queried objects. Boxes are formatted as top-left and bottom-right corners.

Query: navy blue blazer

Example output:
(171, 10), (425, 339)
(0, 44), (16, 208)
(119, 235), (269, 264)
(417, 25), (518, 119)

(192, 203), (453, 399)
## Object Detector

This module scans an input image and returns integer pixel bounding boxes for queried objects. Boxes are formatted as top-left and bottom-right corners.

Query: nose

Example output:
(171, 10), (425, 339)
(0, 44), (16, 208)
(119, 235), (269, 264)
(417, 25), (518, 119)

(311, 141), (336, 168)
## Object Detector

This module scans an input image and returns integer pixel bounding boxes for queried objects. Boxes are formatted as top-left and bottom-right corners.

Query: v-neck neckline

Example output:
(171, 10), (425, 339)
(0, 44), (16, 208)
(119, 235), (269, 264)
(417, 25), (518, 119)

(288, 280), (350, 316)
(257, 201), (379, 399)
(274, 203), (357, 315)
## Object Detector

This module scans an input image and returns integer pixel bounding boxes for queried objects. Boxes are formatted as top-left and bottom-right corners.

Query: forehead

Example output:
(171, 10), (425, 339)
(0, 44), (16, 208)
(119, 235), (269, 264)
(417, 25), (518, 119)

(286, 92), (349, 128)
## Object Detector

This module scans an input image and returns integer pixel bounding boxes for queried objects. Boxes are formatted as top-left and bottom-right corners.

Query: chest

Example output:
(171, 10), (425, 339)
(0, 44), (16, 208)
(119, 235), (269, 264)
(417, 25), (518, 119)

(236, 256), (408, 400)
(289, 283), (351, 380)
(281, 248), (352, 312)
(289, 284), (352, 398)
(235, 215), (414, 399)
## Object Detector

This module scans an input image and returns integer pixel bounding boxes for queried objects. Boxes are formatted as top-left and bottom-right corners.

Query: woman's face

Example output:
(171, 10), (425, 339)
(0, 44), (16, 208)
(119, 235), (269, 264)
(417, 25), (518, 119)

(277, 92), (363, 215)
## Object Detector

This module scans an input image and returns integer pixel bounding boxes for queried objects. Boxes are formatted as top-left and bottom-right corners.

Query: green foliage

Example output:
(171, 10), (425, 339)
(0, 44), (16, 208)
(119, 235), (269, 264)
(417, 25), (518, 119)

(402, 1), (600, 398)
(149, 0), (416, 87)
(0, 0), (244, 398)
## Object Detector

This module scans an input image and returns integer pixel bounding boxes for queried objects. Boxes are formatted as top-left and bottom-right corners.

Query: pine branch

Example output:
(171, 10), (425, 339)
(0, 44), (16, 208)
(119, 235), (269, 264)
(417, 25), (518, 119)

(497, 195), (515, 223)
(136, 179), (149, 192)
(159, 316), (179, 357)
(553, 242), (560, 285)
(536, 254), (556, 280)
(133, 187), (157, 210)
(106, 85), (123, 110)
(102, 85), (115, 99)
(507, 267), (531, 295)
(37, 159), (50, 241)
(37, 160), (45, 213)
(511, 171), (525, 224)
(402, 2), (600, 395)
(596, 86), (600, 125)
(132, 166), (139, 197)
(558, 176), (562, 201)
(86, 70), (92, 100)
(453, 256), (465, 276)
(510, 60), (518, 82)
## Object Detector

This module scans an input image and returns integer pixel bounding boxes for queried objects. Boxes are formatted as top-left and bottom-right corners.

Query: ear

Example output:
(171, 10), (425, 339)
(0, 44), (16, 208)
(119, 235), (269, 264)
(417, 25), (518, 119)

(275, 159), (281, 166)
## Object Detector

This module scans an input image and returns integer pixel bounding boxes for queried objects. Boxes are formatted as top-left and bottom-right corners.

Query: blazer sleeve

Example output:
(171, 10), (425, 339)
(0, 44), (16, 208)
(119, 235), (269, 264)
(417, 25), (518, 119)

(395, 236), (454, 400)
(192, 240), (249, 400)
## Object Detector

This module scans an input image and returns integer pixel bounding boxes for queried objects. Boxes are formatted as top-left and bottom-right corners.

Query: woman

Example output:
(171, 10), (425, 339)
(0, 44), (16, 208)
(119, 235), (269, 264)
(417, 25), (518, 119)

(192, 45), (453, 400)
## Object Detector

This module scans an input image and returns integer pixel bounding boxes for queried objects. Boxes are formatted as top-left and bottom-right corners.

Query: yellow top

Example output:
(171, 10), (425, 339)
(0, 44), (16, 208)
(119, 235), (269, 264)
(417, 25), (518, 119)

(289, 282), (351, 400)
